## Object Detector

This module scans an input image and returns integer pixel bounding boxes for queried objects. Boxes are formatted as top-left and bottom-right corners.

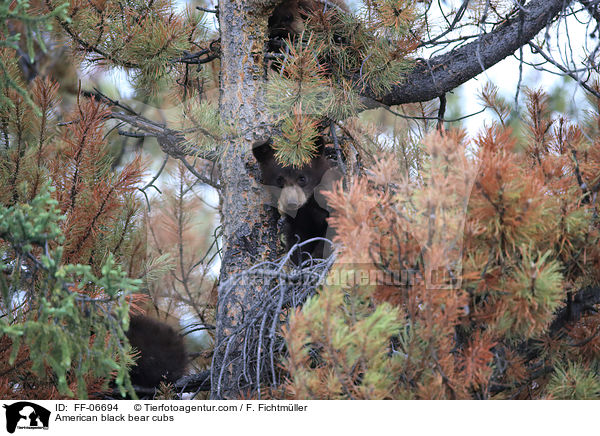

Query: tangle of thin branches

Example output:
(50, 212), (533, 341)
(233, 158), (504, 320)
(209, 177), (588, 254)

(212, 238), (336, 399)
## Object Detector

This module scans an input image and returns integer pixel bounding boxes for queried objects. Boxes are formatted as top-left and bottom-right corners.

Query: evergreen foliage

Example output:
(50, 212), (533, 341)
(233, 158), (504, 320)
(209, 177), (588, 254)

(0, 185), (140, 398)
(266, 1), (420, 167)
(0, 0), (69, 112)
(43, 0), (203, 91)
(0, 77), (147, 398)
(280, 89), (600, 399)
(1, 0), (599, 401)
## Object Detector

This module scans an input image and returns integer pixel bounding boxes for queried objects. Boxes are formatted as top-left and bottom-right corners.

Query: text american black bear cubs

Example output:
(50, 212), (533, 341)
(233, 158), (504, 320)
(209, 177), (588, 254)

(126, 315), (186, 388)
(253, 139), (340, 263)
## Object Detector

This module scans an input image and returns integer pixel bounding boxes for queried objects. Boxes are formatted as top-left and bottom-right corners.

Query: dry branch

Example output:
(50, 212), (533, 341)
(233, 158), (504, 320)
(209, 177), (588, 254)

(361, 0), (570, 107)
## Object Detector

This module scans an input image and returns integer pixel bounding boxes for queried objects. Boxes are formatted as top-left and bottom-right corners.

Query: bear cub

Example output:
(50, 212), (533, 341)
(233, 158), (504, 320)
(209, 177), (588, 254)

(253, 138), (340, 264)
(126, 315), (186, 389)
(268, 0), (348, 41)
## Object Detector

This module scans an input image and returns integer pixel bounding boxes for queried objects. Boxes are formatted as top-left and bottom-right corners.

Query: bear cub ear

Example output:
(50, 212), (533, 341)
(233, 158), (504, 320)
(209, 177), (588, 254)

(252, 139), (275, 164)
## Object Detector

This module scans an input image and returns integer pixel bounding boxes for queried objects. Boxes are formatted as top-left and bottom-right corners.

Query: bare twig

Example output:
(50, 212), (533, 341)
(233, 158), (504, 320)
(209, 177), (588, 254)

(529, 42), (600, 99)
(360, 0), (569, 108)
(212, 239), (336, 399)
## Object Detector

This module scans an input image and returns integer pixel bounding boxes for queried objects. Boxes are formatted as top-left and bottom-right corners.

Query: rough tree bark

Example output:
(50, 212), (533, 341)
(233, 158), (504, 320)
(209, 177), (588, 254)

(210, 0), (280, 399)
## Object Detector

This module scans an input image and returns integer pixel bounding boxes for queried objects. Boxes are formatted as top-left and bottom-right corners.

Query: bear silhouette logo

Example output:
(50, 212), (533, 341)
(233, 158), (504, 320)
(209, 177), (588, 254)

(3, 402), (50, 433)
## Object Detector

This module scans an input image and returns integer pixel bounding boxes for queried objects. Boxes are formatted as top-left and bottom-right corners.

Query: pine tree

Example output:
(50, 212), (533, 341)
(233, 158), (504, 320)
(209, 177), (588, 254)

(280, 89), (600, 399)
(1, 0), (599, 400)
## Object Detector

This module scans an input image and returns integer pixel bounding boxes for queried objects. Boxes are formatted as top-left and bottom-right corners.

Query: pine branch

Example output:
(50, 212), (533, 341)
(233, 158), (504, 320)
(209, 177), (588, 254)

(579, 0), (600, 24)
(171, 40), (220, 65)
(549, 285), (600, 337)
(82, 89), (220, 163)
(529, 42), (600, 99)
(489, 365), (554, 395)
(81, 89), (138, 115)
(44, 0), (139, 70)
(360, 0), (570, 107)
(103, 370), (211, 398)
(173, 370), (211, 391)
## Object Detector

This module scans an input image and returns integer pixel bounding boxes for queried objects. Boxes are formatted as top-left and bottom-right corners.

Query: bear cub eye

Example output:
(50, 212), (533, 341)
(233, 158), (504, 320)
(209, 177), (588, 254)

(276, 176), (285, 188)
(297, 175), (307, 187)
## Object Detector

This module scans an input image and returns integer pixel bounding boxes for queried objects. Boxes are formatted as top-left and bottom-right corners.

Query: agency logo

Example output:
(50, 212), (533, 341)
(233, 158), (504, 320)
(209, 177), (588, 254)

(2, 402), (50, 434)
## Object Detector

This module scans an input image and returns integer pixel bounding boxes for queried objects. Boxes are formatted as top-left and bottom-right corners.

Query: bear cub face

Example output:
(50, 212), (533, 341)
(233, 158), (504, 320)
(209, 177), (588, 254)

(253, 139), (340, 263)
(253, 139), (331, 218)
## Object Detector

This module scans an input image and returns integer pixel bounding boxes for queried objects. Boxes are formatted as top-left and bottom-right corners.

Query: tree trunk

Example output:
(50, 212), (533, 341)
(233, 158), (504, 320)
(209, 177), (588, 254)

(211, 0), (280, 399)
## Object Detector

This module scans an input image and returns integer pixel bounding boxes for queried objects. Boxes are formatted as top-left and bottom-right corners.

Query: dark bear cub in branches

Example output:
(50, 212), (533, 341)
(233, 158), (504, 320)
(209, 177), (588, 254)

(125, 315), (186, 389)
(268, 0), (348, 47)
(253, 139), (340, 264)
